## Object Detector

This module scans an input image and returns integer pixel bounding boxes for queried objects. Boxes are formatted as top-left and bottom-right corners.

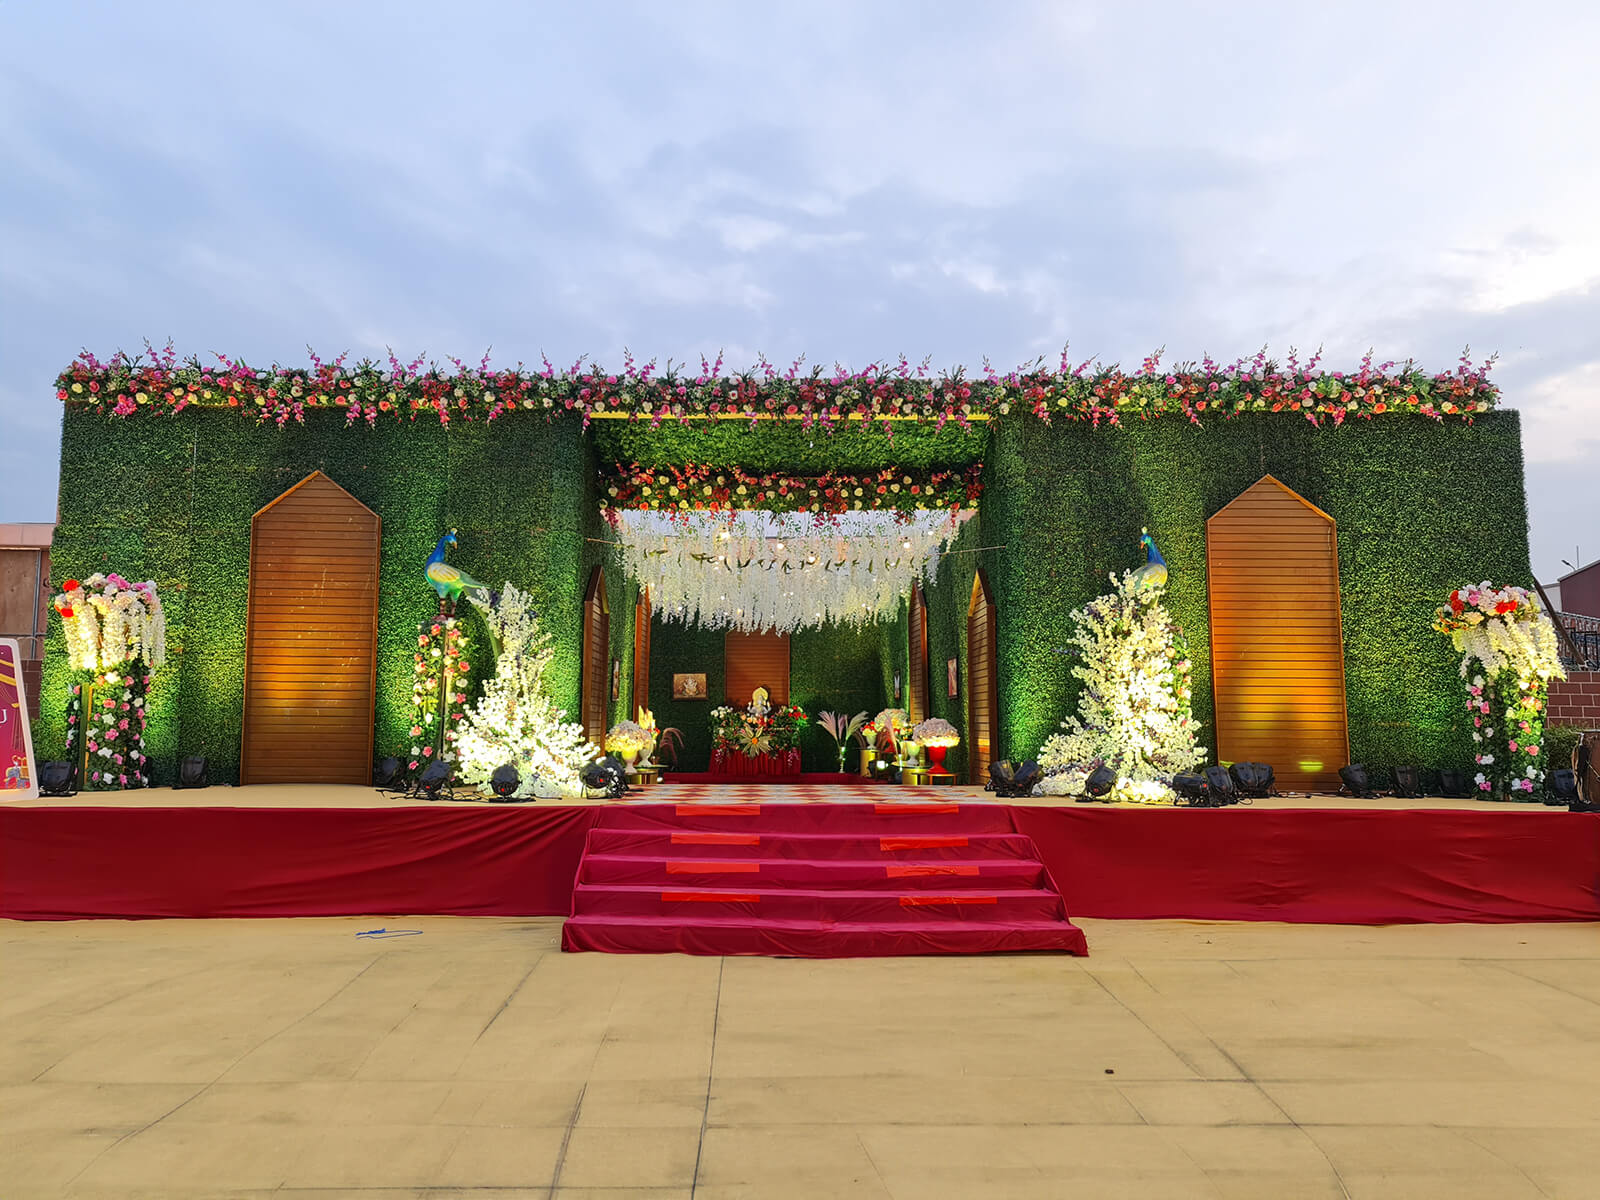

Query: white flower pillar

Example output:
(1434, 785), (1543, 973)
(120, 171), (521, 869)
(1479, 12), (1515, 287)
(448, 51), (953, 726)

(1433, 584), (1565, 798)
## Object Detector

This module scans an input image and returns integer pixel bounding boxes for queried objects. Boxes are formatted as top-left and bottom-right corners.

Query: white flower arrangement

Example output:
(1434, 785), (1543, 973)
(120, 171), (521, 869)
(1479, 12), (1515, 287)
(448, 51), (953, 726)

(52, 573), (166, 671)
(911, 717), (959, 748)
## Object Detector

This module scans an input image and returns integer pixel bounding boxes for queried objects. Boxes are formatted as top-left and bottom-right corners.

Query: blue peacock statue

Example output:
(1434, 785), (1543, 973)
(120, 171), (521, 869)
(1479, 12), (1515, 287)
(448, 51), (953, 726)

(425, 530), (490, 613)
(1130, 528), (1168, 592)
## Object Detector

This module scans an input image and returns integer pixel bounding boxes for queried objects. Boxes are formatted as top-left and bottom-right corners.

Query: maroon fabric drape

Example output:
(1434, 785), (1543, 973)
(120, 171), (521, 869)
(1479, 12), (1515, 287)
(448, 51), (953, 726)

(1012, 807), (1600, 923)
(708, 748), (801, 778)
(1, 804), (597, 920)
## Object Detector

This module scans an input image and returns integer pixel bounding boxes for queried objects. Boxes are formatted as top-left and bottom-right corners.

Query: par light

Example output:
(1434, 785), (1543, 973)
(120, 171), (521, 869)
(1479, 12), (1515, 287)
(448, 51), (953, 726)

(1081, 764), (1116, 802)
(582, 756), (629, 799)
(490, 764), (522, 800)
(1391, 765), (1422, 799)
(1013, 759), (1040, 793)
(1338, 763), (1376, 799)
(1438, 768), (1471, 798)
(1172, 772), (1208, 805)
(374, 756), (404, 790)
(1203, 764), (1238, 805)
(175, 755), (209, 790)
(1228, 762), (1274, 798)
(417, 761), (451, 799)
(1546, 768), (1580, 808)
(986, 759), (1043, 799)
(39, 760), (77, 797)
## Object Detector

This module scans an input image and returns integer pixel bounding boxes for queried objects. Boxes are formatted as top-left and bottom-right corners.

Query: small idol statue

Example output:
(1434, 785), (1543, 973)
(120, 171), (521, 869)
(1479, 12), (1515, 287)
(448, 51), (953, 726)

(747, 686), (772, 717)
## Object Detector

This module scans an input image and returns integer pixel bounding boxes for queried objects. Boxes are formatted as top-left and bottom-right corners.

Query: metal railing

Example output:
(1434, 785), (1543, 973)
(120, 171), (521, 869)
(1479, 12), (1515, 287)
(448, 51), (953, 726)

(1555, 611), (1600, 670)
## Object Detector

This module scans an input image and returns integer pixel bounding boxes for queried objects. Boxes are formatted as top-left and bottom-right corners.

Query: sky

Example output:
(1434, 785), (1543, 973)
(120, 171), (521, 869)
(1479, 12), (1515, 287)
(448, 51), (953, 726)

(2, 0), (1595, 587)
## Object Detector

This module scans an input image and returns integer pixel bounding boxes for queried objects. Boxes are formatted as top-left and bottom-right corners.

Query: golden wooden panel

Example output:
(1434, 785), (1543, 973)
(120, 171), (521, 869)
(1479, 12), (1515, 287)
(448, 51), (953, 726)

(1207, 476), (1349, 792)
(966, 571), (999, 784)
(241, 472), (379, 786)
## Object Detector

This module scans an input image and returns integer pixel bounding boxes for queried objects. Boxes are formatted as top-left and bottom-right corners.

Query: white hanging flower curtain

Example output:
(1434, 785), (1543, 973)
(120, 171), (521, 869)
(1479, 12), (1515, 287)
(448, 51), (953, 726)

(610, 508), (975, 632)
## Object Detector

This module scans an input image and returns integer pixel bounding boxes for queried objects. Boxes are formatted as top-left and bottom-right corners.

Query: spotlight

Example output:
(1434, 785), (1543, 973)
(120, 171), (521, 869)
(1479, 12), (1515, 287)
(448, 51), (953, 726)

(1438, 768), (1471, 798)
(1391, 765), (1422, 799)
(1338, 763), (1377, 799)
(1228, 762), (1275, 798)
(39, 760), (77, 797)
(1081, 765), (1116, 802)
(1547, 768), (1580, 808)
(1203, 764), (1238, 805)
(986, 759), (1042, 799)
(417, 761), (451, 799)
(582, 756), (629, 799)
(1172, 772), (1209, 805)
(489, 763), (522, 800)
(175, 755), (209, 790)
(374, 756), (404, 790)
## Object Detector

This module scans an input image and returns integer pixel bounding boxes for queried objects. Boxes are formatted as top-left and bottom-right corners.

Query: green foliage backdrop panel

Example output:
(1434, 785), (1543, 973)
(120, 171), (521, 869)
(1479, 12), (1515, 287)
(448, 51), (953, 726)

(39, 409), (593, 783)
(986, 412), (1531, 771)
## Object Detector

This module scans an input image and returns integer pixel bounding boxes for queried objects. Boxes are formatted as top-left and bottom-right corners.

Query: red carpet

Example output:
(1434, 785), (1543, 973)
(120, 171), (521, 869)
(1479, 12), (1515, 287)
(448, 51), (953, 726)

(561, 802), (1089, 957)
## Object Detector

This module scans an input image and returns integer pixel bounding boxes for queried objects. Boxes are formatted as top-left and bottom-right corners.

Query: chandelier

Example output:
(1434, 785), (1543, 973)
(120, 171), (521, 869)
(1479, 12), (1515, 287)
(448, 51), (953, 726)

(609, 509), (974, 632)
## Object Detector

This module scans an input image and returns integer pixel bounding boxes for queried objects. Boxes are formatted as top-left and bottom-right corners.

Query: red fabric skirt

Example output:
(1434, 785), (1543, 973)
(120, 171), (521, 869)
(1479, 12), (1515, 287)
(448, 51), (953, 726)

(708, 748), (802, 778)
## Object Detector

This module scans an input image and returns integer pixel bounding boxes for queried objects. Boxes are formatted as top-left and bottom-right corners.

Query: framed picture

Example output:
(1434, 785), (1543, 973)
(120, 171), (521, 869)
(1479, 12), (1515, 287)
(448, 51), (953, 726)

(893, 672), (902, 700)
(947, 658), (959, 698)
(673, 673), (708, 700)
(611, 658), (621, 700)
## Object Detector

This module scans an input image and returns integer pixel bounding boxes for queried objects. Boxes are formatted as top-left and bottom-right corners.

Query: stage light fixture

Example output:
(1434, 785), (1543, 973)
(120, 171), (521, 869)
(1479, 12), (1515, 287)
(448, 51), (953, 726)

(174, 755), (209, 790)
(1438, 768), (1471, 798)
(582, 756), (629, 799)
(1013, 759), (1041, 793)
(1228, 762), (1274, 798)
(1203, 764), (1238, 805)
(373, 757), (403, 790)
(39, 761), (77, 797)
(1172, 772), (1208, 805)
(1338, 763), (1377, 799)
(1080, 765), (1116, 802)
(986, 759), (1042, 799)
(1547, 768), (1580, 808)
(1391, 765), (1422, 799)
(490, 764), (522, 800)
(417, 761), (451, 799)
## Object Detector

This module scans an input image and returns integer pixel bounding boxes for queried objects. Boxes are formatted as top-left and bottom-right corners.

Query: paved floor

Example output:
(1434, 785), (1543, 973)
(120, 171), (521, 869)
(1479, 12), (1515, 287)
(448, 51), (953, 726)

(4, 917), (1599, 1198)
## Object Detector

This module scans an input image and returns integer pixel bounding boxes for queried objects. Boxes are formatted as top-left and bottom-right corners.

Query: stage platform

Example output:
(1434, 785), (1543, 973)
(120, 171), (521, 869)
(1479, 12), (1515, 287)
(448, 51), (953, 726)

(3, 783), (1597, 929)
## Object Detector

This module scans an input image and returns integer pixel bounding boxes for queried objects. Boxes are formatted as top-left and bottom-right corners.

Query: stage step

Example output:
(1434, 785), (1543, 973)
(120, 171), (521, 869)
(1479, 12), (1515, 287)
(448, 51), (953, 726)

(563, 803), (1088, 958)
(579, 853), (1051, 889)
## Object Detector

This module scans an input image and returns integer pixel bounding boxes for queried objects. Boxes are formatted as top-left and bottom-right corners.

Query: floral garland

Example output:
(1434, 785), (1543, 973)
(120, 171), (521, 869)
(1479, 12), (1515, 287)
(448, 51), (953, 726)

(710, 702), (807, 757)
(52, 574), (166, 790)
(406, 615), (473, 775)
(1432, 583), (1564, 796)
(55, 344), (1498, 431)
(600, 464), (982, 515)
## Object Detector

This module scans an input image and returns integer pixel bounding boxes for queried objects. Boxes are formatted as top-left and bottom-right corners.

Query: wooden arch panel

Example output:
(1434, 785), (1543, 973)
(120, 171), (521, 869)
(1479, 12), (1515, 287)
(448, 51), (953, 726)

(908, 586), (930, 724)
(725, 631), (790, 707)
(241, 471), (380, 785)
(966, 571), (999, 784)
(1207, 475), (1349, 792)
(582, 568), (609, 745)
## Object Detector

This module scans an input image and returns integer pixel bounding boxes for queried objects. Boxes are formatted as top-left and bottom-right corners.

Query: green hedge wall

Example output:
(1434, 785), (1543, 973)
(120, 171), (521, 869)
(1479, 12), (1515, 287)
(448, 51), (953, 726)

(39, 408), (594, 784)
(987, 412), (1532, 771)
(38, 404), (1531, 786)
(590, 419), (986, 471)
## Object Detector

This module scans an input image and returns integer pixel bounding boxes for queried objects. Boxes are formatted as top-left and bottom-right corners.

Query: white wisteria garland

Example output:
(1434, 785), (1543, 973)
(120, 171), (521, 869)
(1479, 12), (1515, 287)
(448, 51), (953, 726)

(609, 508), (974, 632)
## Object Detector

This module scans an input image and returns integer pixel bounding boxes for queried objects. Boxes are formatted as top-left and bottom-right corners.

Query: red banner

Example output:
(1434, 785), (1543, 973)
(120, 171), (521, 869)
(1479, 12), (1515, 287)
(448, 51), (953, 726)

(0, 639), (37, 798)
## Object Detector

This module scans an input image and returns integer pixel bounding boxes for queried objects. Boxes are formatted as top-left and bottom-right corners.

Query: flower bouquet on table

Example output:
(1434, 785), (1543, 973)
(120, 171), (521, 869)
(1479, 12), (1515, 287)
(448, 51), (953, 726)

(604, 719), (654, 770)
(911, 717), (959, 773)
(873, 708), (910, 753)
(709, 699), (807, 773)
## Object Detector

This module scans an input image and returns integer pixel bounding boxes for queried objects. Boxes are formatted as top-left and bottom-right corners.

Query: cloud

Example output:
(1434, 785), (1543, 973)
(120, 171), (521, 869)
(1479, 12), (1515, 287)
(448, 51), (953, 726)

(0, 0), (1596, 588)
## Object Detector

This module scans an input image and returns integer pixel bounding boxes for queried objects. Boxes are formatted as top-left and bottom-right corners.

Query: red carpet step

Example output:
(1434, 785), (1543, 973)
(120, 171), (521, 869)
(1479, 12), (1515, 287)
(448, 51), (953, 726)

(562, 802), (1089, 957)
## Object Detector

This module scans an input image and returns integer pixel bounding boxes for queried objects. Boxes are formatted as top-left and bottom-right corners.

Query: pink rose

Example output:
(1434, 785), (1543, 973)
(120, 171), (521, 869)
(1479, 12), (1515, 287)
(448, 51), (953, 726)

(1527, 746), (1539, 756)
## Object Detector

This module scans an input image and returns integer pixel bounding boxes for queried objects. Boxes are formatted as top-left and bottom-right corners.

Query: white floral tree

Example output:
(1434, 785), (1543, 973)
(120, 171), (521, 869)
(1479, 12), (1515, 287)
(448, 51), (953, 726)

(1037, 570), (1204, 802)
(455, 583), (596, 798)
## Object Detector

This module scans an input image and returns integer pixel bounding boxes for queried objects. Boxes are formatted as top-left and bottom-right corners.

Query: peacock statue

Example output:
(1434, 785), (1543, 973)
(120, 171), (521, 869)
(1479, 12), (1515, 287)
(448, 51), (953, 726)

(425, 529), (490, 613)
(1130, 528), (1169, 592)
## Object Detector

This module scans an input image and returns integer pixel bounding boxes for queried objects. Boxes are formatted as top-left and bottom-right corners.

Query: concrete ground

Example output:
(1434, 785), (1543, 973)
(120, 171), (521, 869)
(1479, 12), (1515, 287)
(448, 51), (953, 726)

(3, 918), (1599, 1199)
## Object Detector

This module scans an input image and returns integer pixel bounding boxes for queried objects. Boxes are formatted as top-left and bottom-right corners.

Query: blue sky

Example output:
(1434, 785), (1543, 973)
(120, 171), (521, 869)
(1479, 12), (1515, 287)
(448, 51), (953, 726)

(2, 1), (1595, 586)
